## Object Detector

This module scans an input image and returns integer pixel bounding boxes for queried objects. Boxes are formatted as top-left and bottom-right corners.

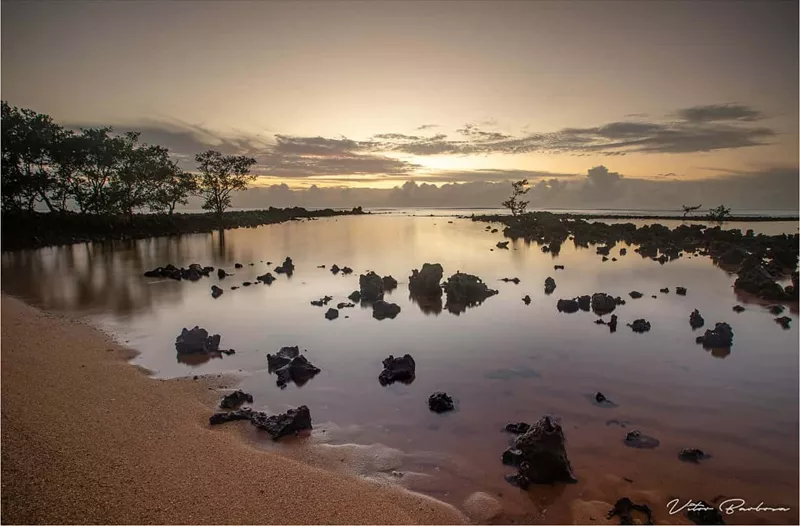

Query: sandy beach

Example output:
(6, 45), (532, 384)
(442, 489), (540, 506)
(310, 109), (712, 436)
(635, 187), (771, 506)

(0, 294), (466, 524)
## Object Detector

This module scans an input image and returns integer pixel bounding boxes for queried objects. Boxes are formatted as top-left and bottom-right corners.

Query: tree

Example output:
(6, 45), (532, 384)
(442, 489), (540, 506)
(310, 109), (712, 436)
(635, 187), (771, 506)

(67, 127), (128, 214)
(502, 179), (530, 216)
(681, 204), (702, 218)
(708, 205), (731, 223)
(195, 150), (257, 217)
(150, 162), (197, 215)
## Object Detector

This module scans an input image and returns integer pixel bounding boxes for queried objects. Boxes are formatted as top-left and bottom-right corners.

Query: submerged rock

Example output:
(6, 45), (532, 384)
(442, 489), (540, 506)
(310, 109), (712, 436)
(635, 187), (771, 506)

(591, 293), (617, 315)
(557, 298), (579, 313)
(595, 392), (610, 404)
(501, 277), (521, 284)
(629, 291), (643, 299)
(324, 308), (339, 320)
(310, 295), (333, 307)
(242, 281), (252, 287)
(496, 241), (509, 249)
(211, 285), (224, 298)
(378, 354), (416, 385)
(267, 346), (301, 370)
(623, 430), (660, 449)
(220, 390), (253, 409)
(544, 277), (556, 295)
(175, 327), (221, 354)
(274, 257), (295, 275)
(732, 305), (746, 313)
(217, 268), (229, 279)
(256, 272), (275, 284)
(505, 422), (531, 434)
(359, 271), (385, 301)
(442, 272), (498, 313)
(775, 316), (792, 329)
(607, 497), (654, 525)
(382, 275), (398, 291)
(330, 264), (340, 274)
(577, 295), (591, 311)
(341, 266), (353, 275)
(507, 416), (577, 486)
(734, 262), (789, 300)
(678, 448), (711, 463)
(690, 309), (705, 329)
(234, 263), (243, 269)
(627, 319), (651, 333)
(372, 300), (401, 320)
(696, 322), (734, 348)
(676, 286), (687, 295)
(348, 290), (361, 302)
(768, 304), (785, 315)
(336, 302), (355, 309)
(609, 314), (618, 333)
(409, 263), (444, 296)
(522, 295), (531, 305)
(428, 392), (454, 413)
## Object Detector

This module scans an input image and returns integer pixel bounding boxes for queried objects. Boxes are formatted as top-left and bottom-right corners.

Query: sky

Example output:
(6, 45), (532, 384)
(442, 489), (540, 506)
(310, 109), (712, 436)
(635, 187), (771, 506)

(2, 0), (798, 209)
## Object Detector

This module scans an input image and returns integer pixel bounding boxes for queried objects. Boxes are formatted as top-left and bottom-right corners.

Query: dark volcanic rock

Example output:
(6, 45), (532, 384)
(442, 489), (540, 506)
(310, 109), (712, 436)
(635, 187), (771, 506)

(627, 319), (651, 333)
(507, 416), (577, 486)
(428, 392), (454, 413)
(678, 448), (711, 463)
(336, 302), (355, 309)
(577, 295), (591, 311)
(217, 268), (228, 279)
(310, 295), (333, 307)
(619, 248), (627, 256)
(591, 293), (617, 315)
(442, 272), (498, 313)
(257, 272), (276, 284)
(220, 390), (253, 409)
(676, 286), (687, 295)
(378, 354), (416, 385)
(372, 300), (401, 320)
(500, 277), (521, 284)
(242, 281), (252, 287)
(267, 346), (300, 370)
(234, 263), (243, 269)
(330, 264), (340, 274)
(775, 316), (792, 329)
(767, 304), (785, 315)
(629, 291), (643, 299)
(317, 264), (326, 268)
(690, 309), (705, 329)
(409, 263), (444, 296)
(249, 405), (313, 440)
(609, 314), (618, 332)
(502, 448), (524, 466)
(273, 355), (321, 388)
(602, 256), (609, 262)
(175, 326), (221, 354)
(660, 287), (670, 293)
(696, 322), (734, 348)
(348, 290), (361, 302)
(505, 422), (531, 434)
(557, 298), (579, 313)
(522, 295), (531, 305)
(382, 275), (398, 291)
(209, 408), (253, 425)
(732, 305), (745, 313)
(623, 430), (660, 449)
(734, 261), (789, 300)
(211, 285), (224, 298)
(341, 266), (353, 275)
(607, 497), (654, 525)
(595, 392), (610, 404)
(274, 257), (295, 275)
(496, 241), (509, 249)
(544, 277), (556, 295)
(554, 265), (565, 270)
(359, 271), (385, 301)
(324, 308), (339, 320)
(687, 500), (726, 525)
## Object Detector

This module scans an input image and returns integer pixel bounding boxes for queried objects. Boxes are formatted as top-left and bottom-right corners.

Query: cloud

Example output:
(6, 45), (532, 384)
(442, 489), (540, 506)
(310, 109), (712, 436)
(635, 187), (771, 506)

(675, 103), (763, 123)
(415, 124), (439, 130)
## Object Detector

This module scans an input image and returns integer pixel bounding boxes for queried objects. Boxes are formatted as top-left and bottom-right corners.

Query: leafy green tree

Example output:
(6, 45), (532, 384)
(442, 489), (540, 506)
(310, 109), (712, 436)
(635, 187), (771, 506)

(502, 179), (530, 216)
(195, 150), (257, 217)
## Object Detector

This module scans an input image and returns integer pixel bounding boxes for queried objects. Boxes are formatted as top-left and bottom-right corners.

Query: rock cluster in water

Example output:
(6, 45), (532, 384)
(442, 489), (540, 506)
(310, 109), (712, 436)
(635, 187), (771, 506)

(695, 322), (734, 348)
(175, 326), (221, 354)
(274, 257), (295, 275)
(266, 346), (321, 388)
(606, 497), (654, 525)
(378, 354), (416, 385)
(144, 263), (214, 281)
(442, 272), (498, 314)
(359, 271), (385, 301)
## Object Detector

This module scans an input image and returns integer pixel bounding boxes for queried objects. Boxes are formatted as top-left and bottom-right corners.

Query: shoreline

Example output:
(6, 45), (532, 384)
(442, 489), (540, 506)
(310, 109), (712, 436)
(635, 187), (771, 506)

(0, 294), (466, 524)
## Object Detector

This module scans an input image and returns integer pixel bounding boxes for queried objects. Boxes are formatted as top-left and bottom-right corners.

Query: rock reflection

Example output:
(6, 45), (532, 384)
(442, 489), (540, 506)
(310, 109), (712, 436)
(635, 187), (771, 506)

(176, 351), (230, 366)
(408, 292), (443, 315)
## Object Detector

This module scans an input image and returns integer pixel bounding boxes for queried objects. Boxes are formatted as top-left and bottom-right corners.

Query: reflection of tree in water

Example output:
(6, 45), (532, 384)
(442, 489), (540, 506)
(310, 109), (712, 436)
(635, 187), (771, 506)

(707, 347), (731, 359)
(176, 351), (228, 367)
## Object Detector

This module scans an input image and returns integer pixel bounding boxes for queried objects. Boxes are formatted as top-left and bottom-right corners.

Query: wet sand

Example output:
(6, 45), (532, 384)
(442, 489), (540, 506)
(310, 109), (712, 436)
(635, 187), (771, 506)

(0, 294), (466, 524)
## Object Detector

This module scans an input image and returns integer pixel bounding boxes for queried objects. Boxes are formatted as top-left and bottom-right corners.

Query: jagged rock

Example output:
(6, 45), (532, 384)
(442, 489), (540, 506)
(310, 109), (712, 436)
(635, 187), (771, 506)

(310, 295), (333, 307)
(522, 295), (531, 305)
(249, 405), (313, 440)
(596, 318), (606, 325)
(428, 392), (454, 413)
(267, 346), (300, 370)
(496, 241), (509, 249)
(591, 293), (617, 315)
(273, 355), (321, 388)
(336, 302), (355, 309)
(687, 500), (726, 525)
(611, 257), (617, 262)
(595, 392), (609, 404)
(330, 264), (341, 274)
(544, 277), (556, 295)
(679, 448), (711, 463)
(235, 263), (243, 269)
(242, 281), (252, 287)
(734, 262), (788, 300)
(629, 291), (643, 299)
(619, 248), (627, 256)
(211, 285), (224, 298)
(505, 422), (531, 434)
(220, 390), (253, 409)
(500, 277), (521, 284)
(775, 316), (791, 329)
(341, 266), (353, 274)
(274, 257), (295, 275)
(382, 275), (398, 291)
(732, 305), (745, 313)
(623, 430), (660, 449)
(676, 286), (687, 295)
(409, 263), (444, 296)
(508, 416), (577, 486)
(209, 408), (253, 425)
(257, 272), (275, 284)
(596, 245), (611, 256)
(660, 287), (669, 293)
(627, 319), (651, 333)
(502, 448), (524, 466)
(372, 300), (401, 320)
(557, 298), (579, 313)
(378, 354), (415, 385)
(217, 268), (228, 279)
(491, 228), (498, 233)
(602, 256), (609, 262)
(607, 497), (654, 525)
(577, 295), (591, 311)
(442, 272), (498, 313)
(348, 290), (361, 302)
(554, 265), (564, 270)
(609, 314), (618, 332)
(690, 309), (705, 329)
(767, 304), (785, 315)
(359, 271), (384, 301)
(175, 327), (221, 354)
(696, 322), (734, 348)
(324, 308), (339, 320)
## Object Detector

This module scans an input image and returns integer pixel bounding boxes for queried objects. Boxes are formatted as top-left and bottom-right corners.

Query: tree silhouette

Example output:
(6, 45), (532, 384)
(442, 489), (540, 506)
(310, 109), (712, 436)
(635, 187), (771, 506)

(708, 205), (731, 223)
(195, 150), (257, 217)
(681, 204), (702, 218)
(502, 179), (530, 216)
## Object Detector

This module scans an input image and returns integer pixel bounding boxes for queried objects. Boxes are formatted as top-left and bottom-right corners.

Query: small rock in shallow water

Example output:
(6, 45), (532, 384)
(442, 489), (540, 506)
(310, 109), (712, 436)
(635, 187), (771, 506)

(554, 265), (565, 270)
(273, 355), (321, 388)
(775, 316), (791, 329)
(690, 309), (705, 329)
(676, 286), (687, 295)
(336, 302), (355, 309)
(428, 391), (454, 413)
(522, 295), (531, 305)
(379, 354), (416, 385)
(348, 290), (361, 302)
(382, 275), (398, 290)
(623, 430), (660, 449)
(359, 271), (385, 301)
(274, 257), (295, 275)
(500, 277), (521, 284)
(175, 326), (221, 354)
(256, 272), (275, 284)
(234, 263), (243, 269)
(768, 304), (785, 315)
(211, 285), (224, 298)
(220, 390), (253, 409)
(496, 241), (509, 249)
(557, 298), (579, 313)
(595, 392), (609, 403)
(609, 314), (618, 332)
(506, 416), (577, 487)
(696, 322), (734, 348)
(217, 268), (228, 279)
(679, 448), (711, 463)
(372, 300), (401, 320)
(544, 277), (556, 295)
(606, 497), (654, 525)
(629, 291), (643, 299)
(324, 308), (339, 320)
(310, 295), (333, 307)
(627, 319), (651, 333)
(660, 287), (669, 293)
(732, 305), (745, 313)
(242, 281), (252, 286)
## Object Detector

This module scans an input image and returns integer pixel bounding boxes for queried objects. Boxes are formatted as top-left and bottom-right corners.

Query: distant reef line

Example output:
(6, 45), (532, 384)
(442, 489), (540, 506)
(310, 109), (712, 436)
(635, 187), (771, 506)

(468, 212), (798, 222)
(0, 207), (366, 251)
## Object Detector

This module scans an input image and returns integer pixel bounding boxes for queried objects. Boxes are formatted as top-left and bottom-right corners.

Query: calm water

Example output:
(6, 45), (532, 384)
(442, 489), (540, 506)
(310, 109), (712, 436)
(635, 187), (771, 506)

(2, 215), (798, 524)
